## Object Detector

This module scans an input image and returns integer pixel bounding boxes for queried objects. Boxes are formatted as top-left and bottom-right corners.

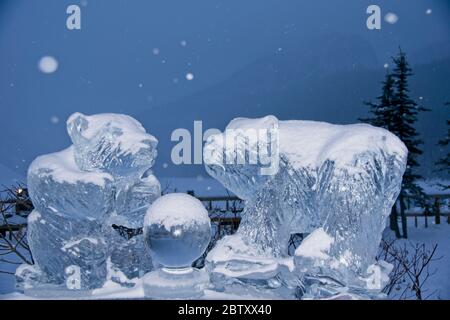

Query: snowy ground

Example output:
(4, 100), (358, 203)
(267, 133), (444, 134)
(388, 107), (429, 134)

(0, 240), (29, 294)
(385, 219), (450, 300)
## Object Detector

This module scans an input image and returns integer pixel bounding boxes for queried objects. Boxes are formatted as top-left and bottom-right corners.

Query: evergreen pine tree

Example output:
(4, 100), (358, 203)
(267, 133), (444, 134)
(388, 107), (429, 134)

(360, 49), (429, 239)
(436, 102), (449, 190)
(360, 73), (395, 128)
(389, 48), (429, 238)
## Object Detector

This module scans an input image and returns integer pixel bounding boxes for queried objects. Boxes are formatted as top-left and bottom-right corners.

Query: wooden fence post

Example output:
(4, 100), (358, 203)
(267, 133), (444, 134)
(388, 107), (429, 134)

(434, 197), (441, 225)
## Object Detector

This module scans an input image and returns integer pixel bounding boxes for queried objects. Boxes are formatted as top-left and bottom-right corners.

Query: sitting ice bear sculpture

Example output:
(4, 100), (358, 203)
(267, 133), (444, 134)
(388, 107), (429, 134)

(18, 113), (160, 292)
(204, 116), (407, 297)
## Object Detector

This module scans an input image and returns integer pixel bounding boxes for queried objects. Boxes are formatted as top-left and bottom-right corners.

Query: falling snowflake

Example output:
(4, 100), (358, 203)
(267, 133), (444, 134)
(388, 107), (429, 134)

(384, 63), (389, 69)
(186, 73), (194, 81)
(38, 56), (58, 74)
(426, 9), (432, 15)
(50, 116), (59, 124)
(152, 48), (160, 55)
(384, 13), (399, 24)
(162, 163), (168, 169)
(180, 40), (187, 47)
(173, 78), (179, 84)
(138, 83), (143, 88)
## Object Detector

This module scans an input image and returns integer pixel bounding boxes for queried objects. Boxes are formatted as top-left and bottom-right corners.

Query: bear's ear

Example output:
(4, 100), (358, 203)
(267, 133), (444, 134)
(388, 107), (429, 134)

(67, 112), (88, 143)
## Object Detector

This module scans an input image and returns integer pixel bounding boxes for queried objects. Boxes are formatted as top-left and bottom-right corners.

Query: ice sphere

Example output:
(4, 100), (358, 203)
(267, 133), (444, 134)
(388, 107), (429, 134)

(143, 193), (211, 268)
(142, 193), (211, 299)
(204, 115), (407, 296)
(20, 113), (160, 292)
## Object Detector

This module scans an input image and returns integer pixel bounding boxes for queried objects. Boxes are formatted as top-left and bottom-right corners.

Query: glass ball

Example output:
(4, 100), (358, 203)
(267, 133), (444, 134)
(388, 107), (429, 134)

(143, 193), (211, 268)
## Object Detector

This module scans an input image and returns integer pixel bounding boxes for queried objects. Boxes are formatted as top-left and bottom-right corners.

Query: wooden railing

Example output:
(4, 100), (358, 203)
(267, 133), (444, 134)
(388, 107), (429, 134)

(195, 195), (243, 236)
(404, 194), (450, 227)
(0, 193), (245, 240)
(2, 192), (449, 240)
(0, 223), (27, 239)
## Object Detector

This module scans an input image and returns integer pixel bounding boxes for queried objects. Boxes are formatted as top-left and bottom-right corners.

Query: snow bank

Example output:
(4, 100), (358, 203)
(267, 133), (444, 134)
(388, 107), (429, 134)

(279, 120), (407, 171)
(294, 228), (334, 260)
(222, 115), (407, 171)
(144, 193), (210, 230)
(28, 146), (113, 187)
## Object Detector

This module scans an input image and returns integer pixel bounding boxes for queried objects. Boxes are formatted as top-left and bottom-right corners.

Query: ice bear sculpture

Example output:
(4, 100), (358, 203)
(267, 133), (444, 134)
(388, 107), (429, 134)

(17, 113), (160, 292)
(204, 115), (407, 298)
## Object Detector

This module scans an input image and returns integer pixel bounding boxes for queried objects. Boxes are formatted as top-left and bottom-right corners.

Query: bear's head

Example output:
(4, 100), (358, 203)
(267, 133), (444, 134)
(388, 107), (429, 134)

(67, 112), (158, 179)
(203, 115), (280, 200)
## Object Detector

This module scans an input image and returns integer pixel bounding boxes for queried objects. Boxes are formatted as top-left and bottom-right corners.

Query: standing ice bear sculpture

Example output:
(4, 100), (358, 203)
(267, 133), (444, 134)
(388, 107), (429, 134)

(204, 115), (407, 297)
(18, 113), (160, 292)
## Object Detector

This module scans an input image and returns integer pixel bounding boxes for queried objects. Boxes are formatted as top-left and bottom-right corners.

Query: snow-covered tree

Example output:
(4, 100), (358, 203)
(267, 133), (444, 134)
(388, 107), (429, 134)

(360, 72), (396, 128)
(435, 102), (449, 189)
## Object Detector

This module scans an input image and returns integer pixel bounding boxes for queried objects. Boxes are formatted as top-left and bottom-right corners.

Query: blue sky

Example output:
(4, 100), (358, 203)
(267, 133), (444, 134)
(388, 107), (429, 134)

(0, 0), (449, 180)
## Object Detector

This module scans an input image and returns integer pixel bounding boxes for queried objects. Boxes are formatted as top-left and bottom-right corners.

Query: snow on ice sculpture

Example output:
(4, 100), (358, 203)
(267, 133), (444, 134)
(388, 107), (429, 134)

(142, 193), (211, 299)
(204, 115), (407, 298)
(17, 113), (160, 293)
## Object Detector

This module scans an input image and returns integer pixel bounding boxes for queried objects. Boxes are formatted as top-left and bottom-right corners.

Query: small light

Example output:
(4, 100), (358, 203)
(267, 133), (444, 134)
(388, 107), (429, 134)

(384, 12), (399, 24)
(17, 188), (23, 195)
(186, 73), (194, 81)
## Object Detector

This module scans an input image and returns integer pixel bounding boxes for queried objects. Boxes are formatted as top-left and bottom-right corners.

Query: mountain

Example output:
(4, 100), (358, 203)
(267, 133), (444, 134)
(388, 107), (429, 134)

(411, 41), (450, 64)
